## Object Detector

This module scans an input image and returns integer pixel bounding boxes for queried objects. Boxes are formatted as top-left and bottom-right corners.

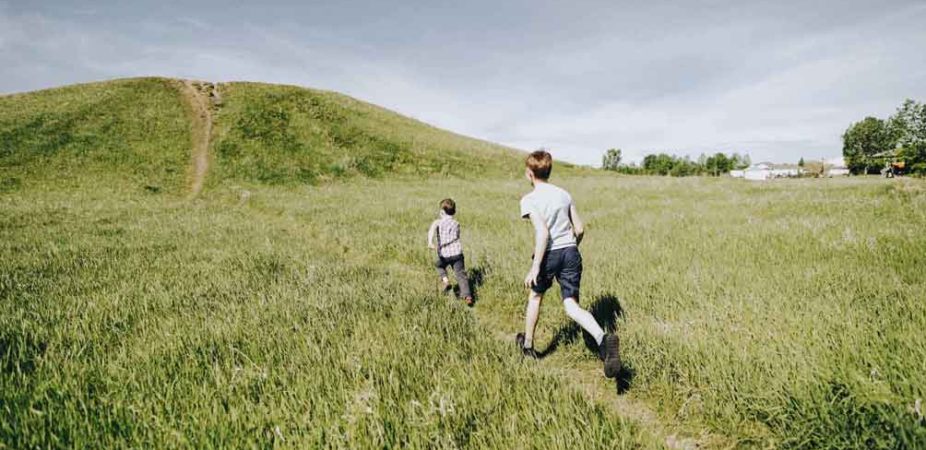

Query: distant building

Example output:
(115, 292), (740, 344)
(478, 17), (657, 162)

(739, 163), (802, 180)
(744, 163), (772, 180)
(770, 164), (801, 178)
(824, 157), (850, 177)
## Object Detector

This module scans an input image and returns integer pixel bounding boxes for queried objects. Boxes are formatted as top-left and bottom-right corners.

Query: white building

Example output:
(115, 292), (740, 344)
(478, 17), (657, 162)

(739, 163), (802, 180)
(744, 163), (772, 180)
(772, 167), (801, 178)
(823, 157), (850, 176)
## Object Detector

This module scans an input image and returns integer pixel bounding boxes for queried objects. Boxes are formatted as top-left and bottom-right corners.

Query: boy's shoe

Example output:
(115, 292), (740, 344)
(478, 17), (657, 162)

(464, 296), (474, 307)
(599, 333), (621, 378)
(515, 333), (539, 359)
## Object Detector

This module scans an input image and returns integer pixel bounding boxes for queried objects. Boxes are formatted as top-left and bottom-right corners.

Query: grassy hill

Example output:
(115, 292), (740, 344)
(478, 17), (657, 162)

(210, 82), (528, 186)
(2, 79), (925, 448)
(0, 77), (530, 195)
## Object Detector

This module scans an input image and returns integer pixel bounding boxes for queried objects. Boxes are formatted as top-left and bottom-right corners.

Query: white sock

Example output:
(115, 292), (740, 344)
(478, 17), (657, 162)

(523, 296), (541, 348)
(563, 298), (605, 345)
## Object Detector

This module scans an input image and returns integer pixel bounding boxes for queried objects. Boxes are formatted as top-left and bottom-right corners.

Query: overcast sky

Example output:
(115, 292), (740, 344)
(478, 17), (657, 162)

(2, 0), (924, 165)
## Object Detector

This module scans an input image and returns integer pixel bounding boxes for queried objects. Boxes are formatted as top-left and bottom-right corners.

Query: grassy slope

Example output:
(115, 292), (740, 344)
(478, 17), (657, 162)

(210, 82), (530, 186)
(0, 78), (191, 193)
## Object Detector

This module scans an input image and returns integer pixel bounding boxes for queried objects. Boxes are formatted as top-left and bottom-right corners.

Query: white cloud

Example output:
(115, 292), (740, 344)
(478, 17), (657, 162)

(1, 1), (924, 166)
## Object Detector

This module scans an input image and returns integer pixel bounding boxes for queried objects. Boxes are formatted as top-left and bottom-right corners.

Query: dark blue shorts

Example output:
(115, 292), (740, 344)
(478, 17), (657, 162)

(435, 253), (464, 269)
(532, 246), (582, 300)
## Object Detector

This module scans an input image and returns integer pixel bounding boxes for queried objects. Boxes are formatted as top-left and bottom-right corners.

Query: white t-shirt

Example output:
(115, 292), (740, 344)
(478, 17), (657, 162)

(520, 183), (577, 250)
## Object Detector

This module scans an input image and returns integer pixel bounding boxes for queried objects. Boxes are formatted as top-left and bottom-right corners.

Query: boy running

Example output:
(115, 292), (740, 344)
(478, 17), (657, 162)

(427, 198), (474, 306)
(516, 150), (620, 378)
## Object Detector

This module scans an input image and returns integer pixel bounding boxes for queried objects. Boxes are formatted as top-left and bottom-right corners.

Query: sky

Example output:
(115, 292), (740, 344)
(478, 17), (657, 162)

(2, 0), (925, 166)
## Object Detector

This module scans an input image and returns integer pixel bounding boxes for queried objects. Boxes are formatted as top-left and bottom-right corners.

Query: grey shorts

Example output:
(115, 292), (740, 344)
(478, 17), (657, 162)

(532, 246), (582, 300)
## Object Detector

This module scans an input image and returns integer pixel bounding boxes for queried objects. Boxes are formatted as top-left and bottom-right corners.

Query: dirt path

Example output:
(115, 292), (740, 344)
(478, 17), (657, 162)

(178, 80), (217, 198)
(484, 323), (722, 449)
(555, 360), (715, 449)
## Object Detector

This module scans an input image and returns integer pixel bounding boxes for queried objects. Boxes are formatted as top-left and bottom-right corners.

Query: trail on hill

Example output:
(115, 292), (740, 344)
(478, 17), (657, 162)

(178, 80), (218, 197)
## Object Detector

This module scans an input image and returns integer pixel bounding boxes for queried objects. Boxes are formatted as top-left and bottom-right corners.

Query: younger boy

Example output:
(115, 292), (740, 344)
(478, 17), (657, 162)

(427, 198), (473, 306)
(516, 150), (620, 378)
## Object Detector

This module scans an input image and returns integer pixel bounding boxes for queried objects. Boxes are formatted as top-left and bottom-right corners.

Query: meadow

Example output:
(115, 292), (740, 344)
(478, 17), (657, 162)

(2, 79), (925, 448)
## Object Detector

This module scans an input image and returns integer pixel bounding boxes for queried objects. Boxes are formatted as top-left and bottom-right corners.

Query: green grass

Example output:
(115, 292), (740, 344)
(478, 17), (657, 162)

(0, 179), (644, 449)
(0, 78), (191, 193)
(210, 82), (528, 186)
(2, 79), (925, 448)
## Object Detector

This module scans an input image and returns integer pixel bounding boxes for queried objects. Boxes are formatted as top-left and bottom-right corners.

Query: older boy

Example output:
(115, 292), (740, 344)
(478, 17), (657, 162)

(516, 150), (620, 378)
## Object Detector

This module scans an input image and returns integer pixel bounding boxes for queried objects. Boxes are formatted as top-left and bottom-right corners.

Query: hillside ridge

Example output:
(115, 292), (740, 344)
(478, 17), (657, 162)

(0, 77), (533, 193)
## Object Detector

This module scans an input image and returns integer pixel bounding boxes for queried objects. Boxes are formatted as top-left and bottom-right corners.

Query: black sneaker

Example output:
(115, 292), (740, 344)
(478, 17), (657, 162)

(515, 333), (539, 359)
(599, 333), (621, 378)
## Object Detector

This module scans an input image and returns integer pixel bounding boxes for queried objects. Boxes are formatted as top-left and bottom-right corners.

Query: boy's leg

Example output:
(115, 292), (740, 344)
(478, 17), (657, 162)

(559, 247), (620, 377)
(563, 298), (604, 344)
(451, 256), (472, 299)
(522, 253), (554, 351)
(435, 257), (450, 288)
(557, 247), (603, 342)
(523, 290), (542, 349)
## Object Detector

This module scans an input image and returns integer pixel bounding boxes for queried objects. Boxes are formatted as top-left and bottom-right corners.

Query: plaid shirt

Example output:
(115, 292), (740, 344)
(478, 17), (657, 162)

(435, 216), (463, 258)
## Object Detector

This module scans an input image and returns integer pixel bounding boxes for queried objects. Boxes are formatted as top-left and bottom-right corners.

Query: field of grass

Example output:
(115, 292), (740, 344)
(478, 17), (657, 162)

(2, 79), (925, 448)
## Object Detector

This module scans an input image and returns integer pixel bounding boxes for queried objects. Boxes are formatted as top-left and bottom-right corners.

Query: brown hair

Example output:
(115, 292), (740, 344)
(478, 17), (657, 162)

(526, 149), (553, 180)
(440, 198), (456, 215)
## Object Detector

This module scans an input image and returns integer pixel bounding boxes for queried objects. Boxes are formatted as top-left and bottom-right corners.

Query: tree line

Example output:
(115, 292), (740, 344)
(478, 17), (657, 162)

(602, 149), (751, 176)
(843, 99), (925, 175)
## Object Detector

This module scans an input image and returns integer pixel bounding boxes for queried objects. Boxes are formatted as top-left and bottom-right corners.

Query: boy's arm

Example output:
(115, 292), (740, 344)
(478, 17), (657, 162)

(427, 220), (438, 249)
(569, 203), (585, 245)
(524, 212), (550, 288)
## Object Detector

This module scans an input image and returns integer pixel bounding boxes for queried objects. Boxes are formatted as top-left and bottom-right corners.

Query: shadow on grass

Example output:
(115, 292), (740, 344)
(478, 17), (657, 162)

(537, 294), (635, 393)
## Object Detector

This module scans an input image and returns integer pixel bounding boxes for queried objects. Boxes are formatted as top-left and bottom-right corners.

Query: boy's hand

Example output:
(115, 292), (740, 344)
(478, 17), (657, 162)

(524, 266), (540, 288)
(428, 243), (436, 250)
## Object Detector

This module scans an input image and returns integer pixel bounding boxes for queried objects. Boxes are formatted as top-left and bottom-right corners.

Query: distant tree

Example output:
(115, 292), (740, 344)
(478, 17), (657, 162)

(730, 153), (751, 169)
(615, 162), (644, 175)
(888, 99), (926, 174)
(697, 153), (708, 168)
(643, 153), (678, 175)
(798, 157), (805, 167)
(670, 157), (699, 176)
(705, 152), (732, 176)
(602, 148), (622, 171)
(630, 151), (752, 177)
(843, 117), (895, 174)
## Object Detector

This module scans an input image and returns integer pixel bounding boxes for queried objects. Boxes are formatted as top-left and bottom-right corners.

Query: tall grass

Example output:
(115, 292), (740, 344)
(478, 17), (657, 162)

(0, 178), (645, 448)
(3, 174), (924, 448)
